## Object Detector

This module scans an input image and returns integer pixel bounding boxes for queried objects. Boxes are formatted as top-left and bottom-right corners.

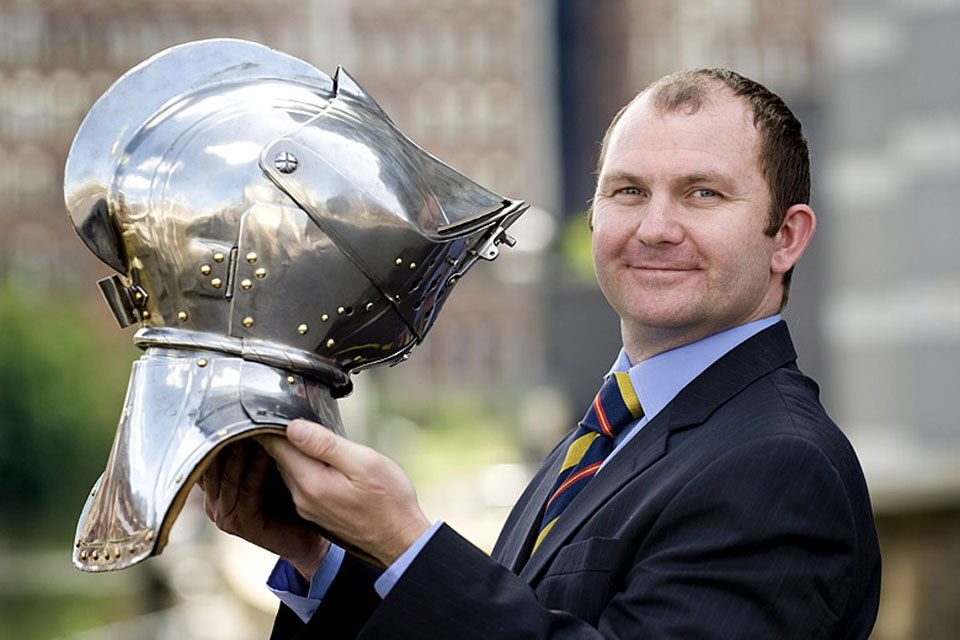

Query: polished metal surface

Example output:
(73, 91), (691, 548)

(74, 349), (344, 571)
(64, 38), (526, 571)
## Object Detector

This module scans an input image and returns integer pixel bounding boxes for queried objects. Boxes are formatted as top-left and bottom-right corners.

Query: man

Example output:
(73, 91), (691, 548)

(202, 68), (881, 638)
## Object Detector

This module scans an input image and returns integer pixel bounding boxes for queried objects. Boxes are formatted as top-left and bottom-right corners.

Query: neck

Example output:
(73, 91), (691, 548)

(621, 313), (778, 366)
(621, 323), (717, 365)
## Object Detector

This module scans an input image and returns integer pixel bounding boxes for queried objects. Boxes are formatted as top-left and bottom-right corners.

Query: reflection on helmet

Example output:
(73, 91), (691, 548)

(64, 39), (526, 571)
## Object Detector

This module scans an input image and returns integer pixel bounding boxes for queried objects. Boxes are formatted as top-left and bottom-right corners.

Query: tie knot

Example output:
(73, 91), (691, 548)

(579, 372), (644, 438)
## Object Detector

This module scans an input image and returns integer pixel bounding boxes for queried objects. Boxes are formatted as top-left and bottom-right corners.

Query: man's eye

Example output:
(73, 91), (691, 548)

(616, 187), (642, 196)
(693, 188), (718, 198)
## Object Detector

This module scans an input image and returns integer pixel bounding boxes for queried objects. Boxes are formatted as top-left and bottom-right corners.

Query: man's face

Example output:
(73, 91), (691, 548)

(592, 91), (783, 356)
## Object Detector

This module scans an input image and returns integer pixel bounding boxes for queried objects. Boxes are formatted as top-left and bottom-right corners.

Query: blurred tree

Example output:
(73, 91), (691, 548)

(0, 282), (137, 544)
(558, 212), (595, 284)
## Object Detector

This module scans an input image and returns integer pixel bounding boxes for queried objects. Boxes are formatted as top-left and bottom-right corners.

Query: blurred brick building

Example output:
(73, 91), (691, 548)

(0, 0), (556, 395)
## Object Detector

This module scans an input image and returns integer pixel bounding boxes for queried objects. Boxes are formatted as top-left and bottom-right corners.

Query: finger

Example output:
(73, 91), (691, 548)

(201, 442), (227, 503)
(219, 440), (252, 513)
(239, 441), (273, 504)
(285, 419), (370, 476)
(255, 433), (292, 460)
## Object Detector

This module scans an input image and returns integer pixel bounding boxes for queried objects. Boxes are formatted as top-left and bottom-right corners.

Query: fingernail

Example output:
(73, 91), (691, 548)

(286, 421), (309, 445)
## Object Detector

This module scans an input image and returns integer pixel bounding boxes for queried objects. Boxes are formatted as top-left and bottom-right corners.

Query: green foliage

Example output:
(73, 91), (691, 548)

(558, 213), (597, 283)
(0, 282), (138, 544)
(373, 387), (522, 485)
(0, 590), (141, 640)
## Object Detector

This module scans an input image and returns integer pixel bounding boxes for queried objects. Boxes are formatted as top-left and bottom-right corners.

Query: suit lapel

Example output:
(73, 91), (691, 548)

(493, 434), (569, 573)
(519, 409), (672, 583)
(517, 321), (798, 584)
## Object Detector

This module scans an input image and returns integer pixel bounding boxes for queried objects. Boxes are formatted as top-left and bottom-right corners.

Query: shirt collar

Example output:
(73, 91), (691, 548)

(607, 315), (781, 423)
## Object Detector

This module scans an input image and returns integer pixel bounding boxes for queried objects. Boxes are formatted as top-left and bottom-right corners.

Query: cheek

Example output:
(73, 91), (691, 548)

(591, 213), (633, 259)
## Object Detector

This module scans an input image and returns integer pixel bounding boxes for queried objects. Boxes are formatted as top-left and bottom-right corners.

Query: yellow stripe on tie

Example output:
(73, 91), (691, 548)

(615, 371), (643, 419)
(560, 432), (601, 471)
(532, 516), (558, 554)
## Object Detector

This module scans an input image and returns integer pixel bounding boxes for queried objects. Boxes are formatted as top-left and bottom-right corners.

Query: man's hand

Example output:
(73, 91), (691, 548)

(199, 437), (331, 580)
(259, 419), (431, 568)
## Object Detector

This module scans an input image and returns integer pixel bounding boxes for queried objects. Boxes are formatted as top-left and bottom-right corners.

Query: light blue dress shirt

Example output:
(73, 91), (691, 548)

(268, 315), (781, 622)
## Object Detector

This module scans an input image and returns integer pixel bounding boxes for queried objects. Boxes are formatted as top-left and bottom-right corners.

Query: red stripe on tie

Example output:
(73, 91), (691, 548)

(546, 461), (602, 508)
(594, 395), (614, 437)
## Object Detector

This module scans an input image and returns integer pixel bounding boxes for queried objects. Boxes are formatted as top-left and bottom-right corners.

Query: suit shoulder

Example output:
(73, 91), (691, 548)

(715, 365), (869, 490)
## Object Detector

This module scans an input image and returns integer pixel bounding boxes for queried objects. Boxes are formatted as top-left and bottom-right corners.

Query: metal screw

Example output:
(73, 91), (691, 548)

(274, 151), (299, 174)
(297, 323), (309, 335)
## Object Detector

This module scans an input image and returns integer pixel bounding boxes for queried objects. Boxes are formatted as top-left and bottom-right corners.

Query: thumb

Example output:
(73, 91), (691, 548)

(286, 420), (360, 473)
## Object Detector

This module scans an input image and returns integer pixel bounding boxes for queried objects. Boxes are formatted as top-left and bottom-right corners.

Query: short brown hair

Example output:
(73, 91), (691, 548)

(594, 68), (810, 309)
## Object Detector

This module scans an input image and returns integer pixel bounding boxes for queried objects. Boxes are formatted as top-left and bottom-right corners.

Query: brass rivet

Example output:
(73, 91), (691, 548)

(80, 550), (88, 560)
(177, 311), (188, 322)
(91, 488), (97, 496)
(286, 375), (296, 384)
(321, 314), (329, 322)
(133, 291), (144, 302)
(240, 278), (252, 290)
(213, 252), (225, 263)
(353, 356), (362, 362)
(116, 548), (122, 557)
(242, 316), (254, 328)
(297, 323), (308, 335)
(129, 545), (136, 554)
(175, 474), (183, 483)
(197, 358), (208, 368)
(200, 264), (212, 275)
(141, 310), (151, 319)
(146, 531), (154, 542)
(325, 338), (335, 348)
(409, 262), (417, 269)
(211, 277), (223, 289)
(255, 267), (267, 279)
(245, 251), (258, 263)
(448, 277), (458, 285)
(337, 306), (345, 315)
(217, 429), (228, 437)
(395, 257), (403, 265)
(92, 551), (99, 560)
(76, 540), (81, 548)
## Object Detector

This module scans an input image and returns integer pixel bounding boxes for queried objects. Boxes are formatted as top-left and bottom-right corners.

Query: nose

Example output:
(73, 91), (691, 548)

(635, 195), (684, 246)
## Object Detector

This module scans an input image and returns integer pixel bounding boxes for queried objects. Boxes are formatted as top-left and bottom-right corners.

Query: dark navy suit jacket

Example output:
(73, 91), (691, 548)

(272, 322), (881, 639)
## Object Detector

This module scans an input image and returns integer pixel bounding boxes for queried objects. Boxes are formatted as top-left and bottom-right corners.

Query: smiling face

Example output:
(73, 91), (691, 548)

(592, 89), (790, 361)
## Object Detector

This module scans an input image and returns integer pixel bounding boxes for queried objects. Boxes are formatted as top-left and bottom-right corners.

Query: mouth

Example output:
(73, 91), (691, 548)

(628, 265), (700, 273)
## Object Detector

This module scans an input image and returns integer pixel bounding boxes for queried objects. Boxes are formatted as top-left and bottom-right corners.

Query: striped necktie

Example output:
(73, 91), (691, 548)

(532, 371), (643, 554)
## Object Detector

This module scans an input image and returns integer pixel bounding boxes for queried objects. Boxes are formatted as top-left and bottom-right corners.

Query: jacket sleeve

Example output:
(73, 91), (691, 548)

(269, 552), (383, 640)
(347, 435), (876, 639)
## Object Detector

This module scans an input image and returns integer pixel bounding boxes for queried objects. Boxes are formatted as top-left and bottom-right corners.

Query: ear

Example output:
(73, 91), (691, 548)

(770, 204), (816, 275)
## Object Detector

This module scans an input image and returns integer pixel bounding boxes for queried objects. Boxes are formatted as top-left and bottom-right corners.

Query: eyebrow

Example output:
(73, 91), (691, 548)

(598, 170), (735, 191)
